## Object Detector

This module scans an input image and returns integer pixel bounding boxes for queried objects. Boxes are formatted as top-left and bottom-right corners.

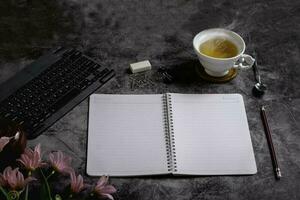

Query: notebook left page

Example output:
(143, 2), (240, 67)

(87, 94), (169, 176)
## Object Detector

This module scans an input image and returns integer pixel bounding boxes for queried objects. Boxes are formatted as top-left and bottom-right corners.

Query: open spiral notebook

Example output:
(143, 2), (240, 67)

(87, 93), (257, 176)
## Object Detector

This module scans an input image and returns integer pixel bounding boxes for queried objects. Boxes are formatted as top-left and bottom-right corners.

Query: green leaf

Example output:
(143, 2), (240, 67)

(40, 183), (52, 200)
(0, 185), (8, 199)
(40, 169), (53, 200)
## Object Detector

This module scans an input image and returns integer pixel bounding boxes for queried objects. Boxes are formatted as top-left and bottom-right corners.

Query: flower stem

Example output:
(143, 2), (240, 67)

(40, 169), (53, 200)
(24, 171), (31, 200)
(46, 171), (55, 180)
(0, 185), (8, 199)
(25, 185), (29, 200)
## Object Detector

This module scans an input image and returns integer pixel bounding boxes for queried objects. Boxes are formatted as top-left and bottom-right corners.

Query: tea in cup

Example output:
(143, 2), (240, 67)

(193, 28), (255, 77)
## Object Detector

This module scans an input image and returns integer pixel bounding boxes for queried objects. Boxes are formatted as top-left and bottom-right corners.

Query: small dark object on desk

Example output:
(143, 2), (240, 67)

(162, 72), (174, 84)
(252, 54), (267, 97)
(252, 82), (267, 97)
(158, 67), (174, 84)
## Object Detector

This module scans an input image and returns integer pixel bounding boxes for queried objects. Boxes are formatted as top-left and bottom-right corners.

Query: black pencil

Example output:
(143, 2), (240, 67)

(261, 106), (282, 179)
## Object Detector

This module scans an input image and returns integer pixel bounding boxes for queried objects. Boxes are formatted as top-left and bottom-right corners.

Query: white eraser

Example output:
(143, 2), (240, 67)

(130, 60), (151, 73)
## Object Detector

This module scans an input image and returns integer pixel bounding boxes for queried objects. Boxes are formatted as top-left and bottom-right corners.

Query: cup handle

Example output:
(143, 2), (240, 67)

(233, 54), (255, 70)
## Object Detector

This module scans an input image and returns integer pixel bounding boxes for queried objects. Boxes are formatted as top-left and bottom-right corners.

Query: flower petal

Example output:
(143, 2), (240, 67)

(77, 175), (84, 190)
(3, 166), (12, 179)
(49, 151), (73, 174)
(103, 193), (114, 200)
(70, 170), (76, 183)
(101, 185), (117, 194)
(24, 176), (36, 185)
(0, 137), (10, 152)
(35, 144), (41, 156)
(97, 175), (108, 187)
(18, 144), (44, 170)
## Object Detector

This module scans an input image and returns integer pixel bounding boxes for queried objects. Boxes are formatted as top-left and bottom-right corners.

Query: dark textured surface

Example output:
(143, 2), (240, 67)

(1, 0), (300, 199)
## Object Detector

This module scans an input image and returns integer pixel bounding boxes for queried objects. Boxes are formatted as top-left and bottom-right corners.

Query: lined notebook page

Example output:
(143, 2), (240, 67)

(170, 94), (257, 175)
(87, 94), (169, 176)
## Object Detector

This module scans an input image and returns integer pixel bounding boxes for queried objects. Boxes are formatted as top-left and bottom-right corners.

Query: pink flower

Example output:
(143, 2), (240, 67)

(0, 137), (10, 152)
(94, 176), (116, 200)
(17, 144), (45, 171)
(49, 151), (73, 174)
(69, 170), (85, 193)
(0, 167), (36, 190)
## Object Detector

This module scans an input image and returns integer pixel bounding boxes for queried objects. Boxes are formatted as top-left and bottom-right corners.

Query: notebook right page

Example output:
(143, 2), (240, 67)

(170, 93), (257, 175)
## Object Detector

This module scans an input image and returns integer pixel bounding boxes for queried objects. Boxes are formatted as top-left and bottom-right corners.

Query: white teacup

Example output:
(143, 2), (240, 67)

(193, 28), (255, 77)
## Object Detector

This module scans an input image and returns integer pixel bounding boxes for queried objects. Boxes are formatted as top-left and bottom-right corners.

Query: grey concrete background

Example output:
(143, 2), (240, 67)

(0, 0), (299, 199)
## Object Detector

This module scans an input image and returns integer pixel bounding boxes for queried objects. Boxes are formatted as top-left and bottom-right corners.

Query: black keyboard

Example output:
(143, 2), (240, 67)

(0, 47), (115, 139)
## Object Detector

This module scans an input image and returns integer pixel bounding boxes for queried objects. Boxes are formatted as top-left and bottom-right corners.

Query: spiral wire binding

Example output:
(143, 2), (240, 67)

(163, 94), (177, 172)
